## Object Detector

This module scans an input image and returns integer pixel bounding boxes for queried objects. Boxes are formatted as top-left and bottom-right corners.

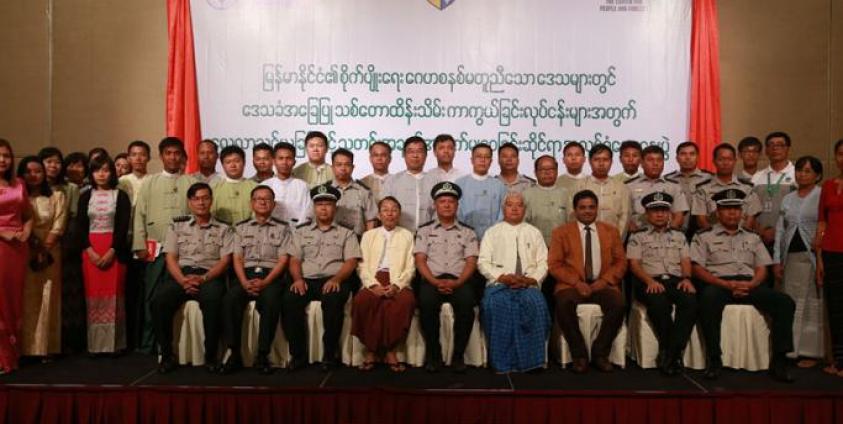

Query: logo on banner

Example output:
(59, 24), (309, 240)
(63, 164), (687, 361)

(207, 0), (237, 10)
(427, 0), (455, 10)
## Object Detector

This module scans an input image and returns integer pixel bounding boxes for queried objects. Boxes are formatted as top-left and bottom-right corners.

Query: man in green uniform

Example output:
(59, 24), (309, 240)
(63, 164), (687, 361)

(292, 131), (334, 188)
(211, 145), (257, 225)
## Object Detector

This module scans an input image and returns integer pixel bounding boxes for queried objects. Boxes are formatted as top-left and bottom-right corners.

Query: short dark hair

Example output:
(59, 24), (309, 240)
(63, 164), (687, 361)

(403, 136), (427, 153)
(198, 139), (219, 153)
(65, 152), (88, 171)
(572, 189), (598, 208)
(127, 140), (151, 155)
(794, 155), (823, 180)
(0, 139), (15, 181)
(737, 136), (762, 152)
(712, 143), (736, 159)
(835, 139), (843, 154)
(369, 141), (392, 154)
(471, 143), (492, 155)
(331, 148), (354, 163)
(498, 142), (519, 155)
(115, 153), (129, 162)
(17, 156), (52, 197)
(563, 142), (585, 155)
(253, 142), (273, 155)
(88, 154), (119, 189)
(250, 185), (275, 200)
(158, 137), (185, 155)
(675, 141), (699, 155)
(273, 141), (296, 156)
(589, 143), (613, 159)
(38, 147), (66, 185)
(534, 155), (558, 171)
(378, 195), (402, 211)
(187, 182), (212, 199)
(305, 131), (329, 148)
(88, 147), (109, 161)
(619, 140), (642, 153)
(219, 145), (245, 162)
(641, 145), (665, 158)
(433, 134), (455, 149)
(765, 131), (791, 147)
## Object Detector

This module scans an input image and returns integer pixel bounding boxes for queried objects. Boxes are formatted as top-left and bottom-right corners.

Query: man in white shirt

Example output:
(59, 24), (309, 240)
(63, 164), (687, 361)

(752, 131), (797, 247)
(427, 134), (466, 183)
(262, 142), (312, 226)
(382, 136), (441, 231)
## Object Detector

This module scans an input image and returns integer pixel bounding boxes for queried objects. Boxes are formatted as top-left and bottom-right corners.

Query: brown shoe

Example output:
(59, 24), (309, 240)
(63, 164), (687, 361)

(593, 357), (614, 373)
(571, 358), (589, 374)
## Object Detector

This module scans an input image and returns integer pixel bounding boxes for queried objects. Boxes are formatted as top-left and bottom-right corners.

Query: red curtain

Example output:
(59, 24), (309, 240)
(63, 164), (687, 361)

(166, 0), (202, 174)
(689, 0), (722, 172)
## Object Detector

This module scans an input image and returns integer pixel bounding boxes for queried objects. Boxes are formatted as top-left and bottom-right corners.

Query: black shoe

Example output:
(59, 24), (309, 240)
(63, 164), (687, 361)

(425, 357), (442, 373)
(770, 358), (795, 383)
(157, 355), (178, 374)
(220, 355), (243, 375)
(287, 357), (307, 373)
(704, 359), (722, 380)
(451, 357), (467, 374)
(656, 349), (669, 370)
(205, 360), (221, 374)
(320, 360), (337, 372)
(256, 356), (274, 375)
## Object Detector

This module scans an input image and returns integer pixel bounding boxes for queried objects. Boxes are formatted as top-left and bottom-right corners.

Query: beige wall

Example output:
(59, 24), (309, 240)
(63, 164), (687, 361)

(0, 0), (840, 168)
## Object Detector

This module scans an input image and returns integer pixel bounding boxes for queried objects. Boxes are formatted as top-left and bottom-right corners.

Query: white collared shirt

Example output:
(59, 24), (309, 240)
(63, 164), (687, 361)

(262, 175), (312, 224)
(577, 220), (602, 278)
(478, 221), (548, 286)
(751, 161), (795, 187)
(428, 166), (467, 183)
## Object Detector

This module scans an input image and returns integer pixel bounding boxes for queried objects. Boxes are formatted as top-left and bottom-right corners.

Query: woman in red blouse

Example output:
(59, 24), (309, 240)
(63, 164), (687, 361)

(818, 138), (843, 376)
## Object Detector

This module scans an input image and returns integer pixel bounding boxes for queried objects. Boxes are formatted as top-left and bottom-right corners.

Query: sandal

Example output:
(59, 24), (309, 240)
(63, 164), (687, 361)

(797, 359), (817, 368)
(388, 362), (407, 373)
(359, 361), (376, 371)
(823, 364), (839, 375)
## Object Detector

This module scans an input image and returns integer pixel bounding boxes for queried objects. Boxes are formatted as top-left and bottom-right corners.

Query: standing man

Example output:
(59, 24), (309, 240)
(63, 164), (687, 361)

(153, 182), (233, 374)
(737, 136), (763, 180)
(691, 188), (795, 382)
(118, 140), (151, 205)
(211, 145), (258, 225)
(292, 131), (334, 188)
(283, 185), (362, 371)
(548, 190), (627, 373)
(249, 142), (275, 183)
(752, 131), (796, 247)
(625, 146), (688, 232)
(382, 136), (440, 232)
(524, 155), (571, 246)
(665, 141), (713, 239)
(556, 142), (588, 192)
(627, 192), (697, 375)
(221, 185), (291, 375)
(263, 142), (312, 226)
(132, 137), (197, 353)
(360, 141), (392, 201)
(455, 143), (508, 240)
(496, 142), (535, 193)
(427, 134), (466, 182)
(414, 182), (482, 373)
(692, 143), (762, 231)
(191, 139), (222, 186)
(612, 140), (642, 183)
(326, 148), (378, 238)
(573, 144), (630, 238)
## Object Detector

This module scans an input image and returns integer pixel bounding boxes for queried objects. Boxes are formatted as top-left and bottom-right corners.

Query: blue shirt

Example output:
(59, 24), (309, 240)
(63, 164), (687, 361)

(455, 174), (508, 240)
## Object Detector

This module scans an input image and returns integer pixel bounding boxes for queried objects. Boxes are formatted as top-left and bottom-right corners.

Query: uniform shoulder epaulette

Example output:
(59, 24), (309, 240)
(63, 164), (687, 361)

(695, 179), (711, 189)
(336, 222), (354, 231)
(296, 220), (313, 229)
(355, 179), (371, 191)
(172, 215), (191, 223)
(235, 218), (252, 226)
(215, 218), (232, 226)
(664, 170), (680, 178)
(664, 176), (679, 184)
(270, 217), (288, 225)
(417, 220), (435, 229)
(458, 220), (475, 230)
(701, 169), (714, 175)
(624, 176), (641, 184)
(695, 227), (713, 235)
(737, 177), (754, 187)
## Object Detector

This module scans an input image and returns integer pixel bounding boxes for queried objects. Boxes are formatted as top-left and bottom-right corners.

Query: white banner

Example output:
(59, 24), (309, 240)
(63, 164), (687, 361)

(192, 0), (691, 177)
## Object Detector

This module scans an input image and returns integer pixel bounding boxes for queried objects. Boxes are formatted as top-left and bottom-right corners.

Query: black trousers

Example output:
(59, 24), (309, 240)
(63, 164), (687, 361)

(634, 275), (698, 359)
(417, 273), (479, 363)
(699, 275), (795, 363)
(222, 268), (286, 359)
(151, 267), (226, 361)
(125, 258), (146, 351)
(281, 275), (355, 363)
(823, 252), (843, 367)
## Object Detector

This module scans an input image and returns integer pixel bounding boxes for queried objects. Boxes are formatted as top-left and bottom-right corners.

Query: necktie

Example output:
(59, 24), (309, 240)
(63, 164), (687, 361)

(514, 232), (523, 276)
(584, 225), (594, 283)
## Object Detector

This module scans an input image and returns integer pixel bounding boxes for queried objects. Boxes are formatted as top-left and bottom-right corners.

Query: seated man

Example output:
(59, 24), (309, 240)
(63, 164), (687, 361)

(153, 182), (233, 374)
(414, 182), (481, 373)
(479, 191), (550, 373)
(282, 184), (362, 371)
(691, 188), (795, 382)
(627, 192), (697, 376)
(548, 190), (627, 373)
(221, 186), (291, 375)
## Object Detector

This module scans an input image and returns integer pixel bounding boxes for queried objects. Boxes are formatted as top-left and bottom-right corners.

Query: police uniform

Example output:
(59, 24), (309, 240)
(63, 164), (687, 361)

(282, 185), (362, 367)
(691, 175), (762, 228)
(413, 182), (482, 369)
(152, 215), (234, 368)
(496, 173), (536, 193)
(360, 173), (388, 202)
(221, 216), (292, 372)
(572, 175), (631, 237)
(664, 168), (713, 238)
(625, 175), (689, 231)
(329, 180), (378, 238)
(690, 189), (795, 378)
(627, 192), (697, 374)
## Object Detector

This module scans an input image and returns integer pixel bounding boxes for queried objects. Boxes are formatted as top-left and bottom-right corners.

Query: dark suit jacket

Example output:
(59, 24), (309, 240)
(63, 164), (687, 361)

(547, 220), (627, 292)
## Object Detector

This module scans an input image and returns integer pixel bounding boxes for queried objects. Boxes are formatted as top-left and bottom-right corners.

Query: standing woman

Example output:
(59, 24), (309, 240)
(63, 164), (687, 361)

(75, 155), (132, 354)
(773, 156), (823, 367)
(17, 156), (67, 359)
(818, 139), (843, 376)
(352, 196), (417, 372)
(0, 140), (33, 373)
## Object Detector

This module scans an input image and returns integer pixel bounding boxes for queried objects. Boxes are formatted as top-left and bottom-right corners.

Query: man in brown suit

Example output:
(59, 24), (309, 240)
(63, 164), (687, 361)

(548, 189), (627, 373)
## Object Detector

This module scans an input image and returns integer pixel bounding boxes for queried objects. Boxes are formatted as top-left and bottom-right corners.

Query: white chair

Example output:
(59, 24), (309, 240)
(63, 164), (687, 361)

(553, 304), (627, 367)
(627, 301), (706, 370)
(718, 304), (770, 371)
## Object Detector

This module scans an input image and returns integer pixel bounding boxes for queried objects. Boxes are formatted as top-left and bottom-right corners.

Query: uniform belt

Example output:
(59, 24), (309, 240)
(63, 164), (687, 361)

(182, 266), (208, 275)
(246, 266), (269, 275)
(656, 274), (680, 281)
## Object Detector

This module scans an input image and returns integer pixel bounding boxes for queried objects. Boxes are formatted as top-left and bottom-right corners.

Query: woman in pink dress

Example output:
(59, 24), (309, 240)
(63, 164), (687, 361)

(0, 139), (33, 373)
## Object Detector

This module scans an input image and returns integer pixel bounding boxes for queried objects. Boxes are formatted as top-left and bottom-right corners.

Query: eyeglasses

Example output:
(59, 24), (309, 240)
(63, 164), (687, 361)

(767, 142), (788, 149)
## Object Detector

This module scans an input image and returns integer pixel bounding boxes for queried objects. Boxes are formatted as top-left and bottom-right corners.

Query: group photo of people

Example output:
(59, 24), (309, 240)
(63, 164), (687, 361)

(1, 131), (841, 385)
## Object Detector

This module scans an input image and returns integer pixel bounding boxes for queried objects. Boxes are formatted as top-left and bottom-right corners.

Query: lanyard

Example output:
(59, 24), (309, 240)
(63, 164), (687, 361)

(766, 172), (787, 198)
